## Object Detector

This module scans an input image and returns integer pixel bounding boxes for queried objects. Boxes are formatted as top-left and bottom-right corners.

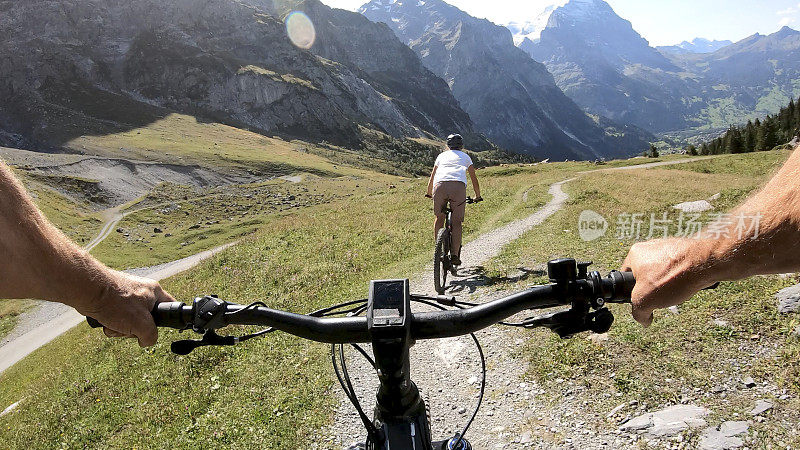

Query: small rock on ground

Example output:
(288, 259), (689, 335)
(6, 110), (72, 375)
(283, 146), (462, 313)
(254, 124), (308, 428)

(698, 421), (749, 450)
(619, 404), (709, 438)
(750, 399), (773, 416)
(673, 200), (713, 213)
(776, 284), (800, 313)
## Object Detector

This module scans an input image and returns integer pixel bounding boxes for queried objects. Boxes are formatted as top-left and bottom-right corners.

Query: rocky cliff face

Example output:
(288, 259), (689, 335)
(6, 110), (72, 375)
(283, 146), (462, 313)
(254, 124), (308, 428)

(0, 0), (482, 151)
(272, 0), (485, 146)
(360, 0), (648, 160)
(523, 0), (694, 132)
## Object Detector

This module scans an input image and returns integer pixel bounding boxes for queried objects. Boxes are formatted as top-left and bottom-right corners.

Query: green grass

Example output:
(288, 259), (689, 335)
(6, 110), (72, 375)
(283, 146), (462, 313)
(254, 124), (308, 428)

(91, 175), (382, 269)
(67, 113), (395, 179)
(16, 172), (104, 246)
(0, 162), (569, 448)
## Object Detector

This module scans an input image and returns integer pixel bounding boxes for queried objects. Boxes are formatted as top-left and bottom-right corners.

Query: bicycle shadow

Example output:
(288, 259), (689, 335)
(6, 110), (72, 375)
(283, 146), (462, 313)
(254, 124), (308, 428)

(446, 266), (546, 294)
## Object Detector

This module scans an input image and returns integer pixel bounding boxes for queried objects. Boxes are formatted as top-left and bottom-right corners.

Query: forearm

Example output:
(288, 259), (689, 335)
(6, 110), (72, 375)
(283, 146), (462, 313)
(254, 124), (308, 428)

(694, 145), (800, 282)
(0, 162), (110, 310)
(470, 174), (480, 197)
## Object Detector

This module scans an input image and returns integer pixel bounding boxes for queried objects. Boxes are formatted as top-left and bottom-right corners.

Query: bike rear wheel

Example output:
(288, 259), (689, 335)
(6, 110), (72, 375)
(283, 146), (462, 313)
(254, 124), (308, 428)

(434, 228), (449, 294)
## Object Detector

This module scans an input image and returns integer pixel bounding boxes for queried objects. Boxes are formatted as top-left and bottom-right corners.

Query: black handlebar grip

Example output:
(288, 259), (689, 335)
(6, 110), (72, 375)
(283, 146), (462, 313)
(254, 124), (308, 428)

(604, 270), (635, 302)
(152, 302), (192, 329)
(618, 271), (636, 297)
(85, 302), (191, 330)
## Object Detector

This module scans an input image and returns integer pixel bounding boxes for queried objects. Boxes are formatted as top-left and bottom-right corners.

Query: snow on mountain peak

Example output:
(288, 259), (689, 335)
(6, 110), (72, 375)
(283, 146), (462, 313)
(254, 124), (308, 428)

(505, 2), (566, 45)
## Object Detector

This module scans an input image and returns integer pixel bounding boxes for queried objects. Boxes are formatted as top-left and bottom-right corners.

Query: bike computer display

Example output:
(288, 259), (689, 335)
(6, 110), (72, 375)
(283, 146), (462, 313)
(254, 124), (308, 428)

(367, 279), (410, 329)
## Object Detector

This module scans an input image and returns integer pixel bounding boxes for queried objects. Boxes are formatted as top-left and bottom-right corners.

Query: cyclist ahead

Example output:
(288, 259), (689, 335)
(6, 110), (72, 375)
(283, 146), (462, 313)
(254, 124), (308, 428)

(425, 134), (481, 267)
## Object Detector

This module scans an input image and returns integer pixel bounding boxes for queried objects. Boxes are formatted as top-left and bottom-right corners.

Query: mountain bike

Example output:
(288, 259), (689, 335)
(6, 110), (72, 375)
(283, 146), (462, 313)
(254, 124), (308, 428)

(88, 258), (635, 449)
(433, 196), (482, 294)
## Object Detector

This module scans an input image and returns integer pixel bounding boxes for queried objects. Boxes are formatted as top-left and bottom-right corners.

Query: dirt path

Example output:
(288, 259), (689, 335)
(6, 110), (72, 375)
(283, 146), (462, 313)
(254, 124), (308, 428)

(0, 243), (235, 374)
(317, 158), (713, 449)
(84, 207), (126, 251)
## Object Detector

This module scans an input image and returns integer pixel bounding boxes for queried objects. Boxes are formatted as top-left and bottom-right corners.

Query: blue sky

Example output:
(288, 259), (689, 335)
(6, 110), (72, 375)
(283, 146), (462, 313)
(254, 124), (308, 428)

(320, 0), (800, 45)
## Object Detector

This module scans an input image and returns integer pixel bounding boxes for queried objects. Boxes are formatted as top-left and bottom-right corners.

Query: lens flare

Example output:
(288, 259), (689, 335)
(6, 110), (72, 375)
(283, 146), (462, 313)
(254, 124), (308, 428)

(285, 11), (315, 50)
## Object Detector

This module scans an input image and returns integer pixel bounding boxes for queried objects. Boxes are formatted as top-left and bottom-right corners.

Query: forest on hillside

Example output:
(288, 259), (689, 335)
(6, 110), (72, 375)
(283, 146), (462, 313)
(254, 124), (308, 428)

(695, 96), (800, 155)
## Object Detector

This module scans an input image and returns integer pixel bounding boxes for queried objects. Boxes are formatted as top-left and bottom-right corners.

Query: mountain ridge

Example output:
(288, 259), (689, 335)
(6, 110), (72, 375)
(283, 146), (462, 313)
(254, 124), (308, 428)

(359, 0), (650, 160)
(521, 0), (800, 134)
(0, 0), (490, 155)
(657, 38), (734, 55)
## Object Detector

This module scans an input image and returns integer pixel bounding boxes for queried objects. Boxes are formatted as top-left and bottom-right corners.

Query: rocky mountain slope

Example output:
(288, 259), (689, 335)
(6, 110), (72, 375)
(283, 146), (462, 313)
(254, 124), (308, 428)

(521, 0), (694, 132)
(520, 0), (800, 134)
(0, 0), (484, 153)
(359, 0), (649, 160)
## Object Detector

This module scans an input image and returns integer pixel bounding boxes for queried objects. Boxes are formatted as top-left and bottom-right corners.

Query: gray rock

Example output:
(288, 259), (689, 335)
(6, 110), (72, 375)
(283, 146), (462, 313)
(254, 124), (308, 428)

(749, 400), (773, 416)
(673, 200), (714, 213)
(742, 377), (756, 388)
(698, 421), (749, 450)
(776, 284), (800, 313)
(619, 404), (709, 437)
(719, 421), (749, 436)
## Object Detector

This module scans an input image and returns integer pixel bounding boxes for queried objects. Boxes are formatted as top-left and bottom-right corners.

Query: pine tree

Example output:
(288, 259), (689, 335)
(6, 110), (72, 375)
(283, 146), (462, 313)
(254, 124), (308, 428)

(700, 143), (709, 155)
(686, 144), (697, 155)
(743, 120), (755, 152)
(793, 96), (800, 137)
(755, 121), (768, 151)
(729, 127), (744, 153)
(764, 117), (779, 150)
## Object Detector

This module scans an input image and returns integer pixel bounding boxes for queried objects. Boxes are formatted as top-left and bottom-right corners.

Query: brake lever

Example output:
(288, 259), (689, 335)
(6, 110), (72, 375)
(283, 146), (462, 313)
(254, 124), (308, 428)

(521, 307), (614, 338)
(171, 330), (238, 355)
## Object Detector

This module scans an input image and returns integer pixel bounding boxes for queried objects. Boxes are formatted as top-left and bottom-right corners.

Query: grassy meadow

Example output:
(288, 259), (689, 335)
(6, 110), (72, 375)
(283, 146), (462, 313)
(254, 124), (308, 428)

(1, 134), (799, 449)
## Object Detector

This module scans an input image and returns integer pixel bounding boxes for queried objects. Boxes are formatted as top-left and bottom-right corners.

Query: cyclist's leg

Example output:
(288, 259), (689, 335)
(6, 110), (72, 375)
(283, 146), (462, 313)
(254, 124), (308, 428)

(449, 182), (467, 257)
(432, 182), (446, 241)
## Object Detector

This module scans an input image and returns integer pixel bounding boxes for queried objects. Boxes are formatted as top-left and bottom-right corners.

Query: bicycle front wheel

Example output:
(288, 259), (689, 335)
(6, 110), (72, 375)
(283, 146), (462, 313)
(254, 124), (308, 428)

(434, 228), (449, 294)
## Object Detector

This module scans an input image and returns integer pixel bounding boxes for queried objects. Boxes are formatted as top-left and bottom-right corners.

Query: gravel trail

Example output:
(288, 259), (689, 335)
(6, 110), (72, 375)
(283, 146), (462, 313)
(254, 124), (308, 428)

(316, 179), (577, 449)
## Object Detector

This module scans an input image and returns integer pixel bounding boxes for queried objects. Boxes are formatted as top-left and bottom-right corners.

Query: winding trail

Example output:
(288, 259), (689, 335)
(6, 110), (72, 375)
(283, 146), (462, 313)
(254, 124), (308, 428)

(84, 207), (126, 251)
(316, 156), (715, 449)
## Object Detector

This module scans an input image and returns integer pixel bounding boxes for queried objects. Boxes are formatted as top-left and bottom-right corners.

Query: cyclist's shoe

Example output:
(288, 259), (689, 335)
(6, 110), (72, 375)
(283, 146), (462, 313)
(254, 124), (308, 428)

(450, 255), (462, 266)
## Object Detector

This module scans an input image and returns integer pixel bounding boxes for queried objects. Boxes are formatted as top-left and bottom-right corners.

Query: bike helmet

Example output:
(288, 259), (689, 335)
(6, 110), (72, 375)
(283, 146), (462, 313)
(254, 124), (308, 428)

(446, 133), (463, 150)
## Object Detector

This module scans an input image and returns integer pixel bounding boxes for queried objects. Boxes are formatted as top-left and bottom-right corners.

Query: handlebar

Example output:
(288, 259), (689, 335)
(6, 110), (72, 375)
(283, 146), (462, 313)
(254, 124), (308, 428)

(88, 265), (636, 344)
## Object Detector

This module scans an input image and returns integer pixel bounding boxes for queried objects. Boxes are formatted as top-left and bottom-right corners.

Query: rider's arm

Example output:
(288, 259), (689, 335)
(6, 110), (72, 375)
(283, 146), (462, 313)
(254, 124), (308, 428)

(426, 165), (438, 197)
(622, 144), (800, 326)
(467, 165), (481, 199)
(0, 161), (174, 346)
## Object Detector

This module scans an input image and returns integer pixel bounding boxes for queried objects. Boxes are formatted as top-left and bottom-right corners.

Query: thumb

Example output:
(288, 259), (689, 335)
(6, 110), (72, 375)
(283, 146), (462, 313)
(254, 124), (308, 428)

(134, 314), (159, 347)
(631, 301), (654, 327)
